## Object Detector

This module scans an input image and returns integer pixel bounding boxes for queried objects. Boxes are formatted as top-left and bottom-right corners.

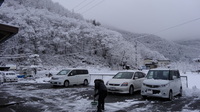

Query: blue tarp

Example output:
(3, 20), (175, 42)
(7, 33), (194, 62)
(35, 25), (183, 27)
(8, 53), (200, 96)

(17, 75), (25, 78)
(0, 0), (4, 6)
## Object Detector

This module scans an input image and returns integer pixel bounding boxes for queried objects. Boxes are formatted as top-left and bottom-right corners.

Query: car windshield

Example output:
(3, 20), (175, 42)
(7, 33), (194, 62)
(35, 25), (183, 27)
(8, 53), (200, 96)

(6, 73), (15, 75)
(146, 70), (169, 80)
(56, 70), (70, 75)
(113, 72), (133, 79)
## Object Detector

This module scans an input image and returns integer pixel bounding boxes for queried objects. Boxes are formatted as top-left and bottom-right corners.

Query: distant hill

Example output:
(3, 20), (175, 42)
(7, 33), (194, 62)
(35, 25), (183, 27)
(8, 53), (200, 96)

(175, 39), (200, 51)
(115, 29), (200, 62)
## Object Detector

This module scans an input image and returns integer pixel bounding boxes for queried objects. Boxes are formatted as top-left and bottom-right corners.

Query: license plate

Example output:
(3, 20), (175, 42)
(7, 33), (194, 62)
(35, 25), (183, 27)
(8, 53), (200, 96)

(110, 87), (116, 90)
(147, 89), (153, 94)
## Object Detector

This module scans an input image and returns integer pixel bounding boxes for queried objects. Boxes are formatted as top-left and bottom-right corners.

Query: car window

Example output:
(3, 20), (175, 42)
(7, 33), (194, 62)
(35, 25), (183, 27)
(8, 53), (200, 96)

(170, 71), (178, 79)
(8, 73), (15, 75)
(147, 70), (169, 80)
(134, 72), (139, 78)
(113, 72), (133, 79)
(76, 70), (88, 75)
(138, 72), (145, 78)
(176, 71), (180, 78)
(71, 70), (77, 75)
(57, 70), (70, 75)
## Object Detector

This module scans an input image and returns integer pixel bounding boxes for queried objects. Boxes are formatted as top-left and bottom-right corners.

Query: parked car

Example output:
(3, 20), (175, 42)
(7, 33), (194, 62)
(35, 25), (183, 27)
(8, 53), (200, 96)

(141, 69), (182, 100)
(0, 71), (18, 82)
(106, 71), (146, 95)
(49, 69), (90, 87)
(0, 72), (4, 84)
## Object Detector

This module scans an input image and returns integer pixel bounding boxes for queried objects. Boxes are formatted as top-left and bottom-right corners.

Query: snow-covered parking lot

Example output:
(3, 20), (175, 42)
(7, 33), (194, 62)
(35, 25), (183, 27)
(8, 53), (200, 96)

(0, 71), (200, 112)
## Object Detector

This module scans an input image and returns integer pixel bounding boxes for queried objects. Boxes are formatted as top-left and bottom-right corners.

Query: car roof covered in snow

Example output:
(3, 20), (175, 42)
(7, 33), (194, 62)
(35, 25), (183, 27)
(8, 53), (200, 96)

(149, 68), (179, 71)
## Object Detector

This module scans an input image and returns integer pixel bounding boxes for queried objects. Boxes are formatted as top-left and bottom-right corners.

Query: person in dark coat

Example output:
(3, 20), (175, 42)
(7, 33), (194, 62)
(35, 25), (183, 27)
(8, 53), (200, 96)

(0, 0), (4, 7)
(94, 79), (107, 112)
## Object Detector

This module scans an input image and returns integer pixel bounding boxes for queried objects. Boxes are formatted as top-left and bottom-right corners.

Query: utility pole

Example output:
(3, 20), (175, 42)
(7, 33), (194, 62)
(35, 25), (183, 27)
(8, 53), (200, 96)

(134, 40), (138, 69)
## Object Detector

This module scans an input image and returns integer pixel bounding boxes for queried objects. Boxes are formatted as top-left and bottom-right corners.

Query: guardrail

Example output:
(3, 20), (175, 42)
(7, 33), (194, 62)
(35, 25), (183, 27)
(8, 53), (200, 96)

(89, 73), (116, 85)
(181, 76), (188, 88)
(90, 73), (188, 88)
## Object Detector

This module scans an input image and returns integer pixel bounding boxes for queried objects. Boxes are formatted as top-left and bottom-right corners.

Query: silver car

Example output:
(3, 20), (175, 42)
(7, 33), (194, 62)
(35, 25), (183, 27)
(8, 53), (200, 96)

(106, 71), (146, 95)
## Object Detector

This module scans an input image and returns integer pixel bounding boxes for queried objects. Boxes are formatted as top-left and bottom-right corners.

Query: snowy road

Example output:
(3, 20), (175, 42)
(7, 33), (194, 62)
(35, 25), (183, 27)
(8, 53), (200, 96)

(0, 82), (200, 112)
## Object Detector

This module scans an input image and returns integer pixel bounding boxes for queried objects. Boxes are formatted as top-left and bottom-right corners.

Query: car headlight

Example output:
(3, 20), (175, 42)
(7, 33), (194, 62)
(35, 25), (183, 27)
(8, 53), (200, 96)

(121, 82), (128, 86)
(160, 83), (169, 87)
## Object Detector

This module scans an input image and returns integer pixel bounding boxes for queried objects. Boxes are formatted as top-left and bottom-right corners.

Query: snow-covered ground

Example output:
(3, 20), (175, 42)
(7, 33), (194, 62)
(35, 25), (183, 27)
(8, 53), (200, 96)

(2, 68), (200, 112)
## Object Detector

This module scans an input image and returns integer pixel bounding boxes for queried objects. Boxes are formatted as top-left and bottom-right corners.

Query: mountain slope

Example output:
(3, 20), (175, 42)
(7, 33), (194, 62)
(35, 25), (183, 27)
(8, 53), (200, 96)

(176, 39), (200, 51)
(1, 0), (198, 70)
(115, 29), (200, 62)
(0, 0), (157, 69)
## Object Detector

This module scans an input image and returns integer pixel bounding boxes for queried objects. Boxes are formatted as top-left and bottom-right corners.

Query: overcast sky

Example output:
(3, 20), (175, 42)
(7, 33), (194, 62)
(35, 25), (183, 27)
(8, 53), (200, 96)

(52, 0), (200, 41)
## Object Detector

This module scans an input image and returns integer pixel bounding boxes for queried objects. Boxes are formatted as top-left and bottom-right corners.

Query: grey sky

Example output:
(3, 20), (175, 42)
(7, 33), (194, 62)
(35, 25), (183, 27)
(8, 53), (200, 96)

(52, 0), (200, 41)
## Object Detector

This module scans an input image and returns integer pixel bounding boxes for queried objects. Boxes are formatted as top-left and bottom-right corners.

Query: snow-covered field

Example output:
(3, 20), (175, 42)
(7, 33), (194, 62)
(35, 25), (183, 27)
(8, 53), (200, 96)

(2, 68), (200, 112)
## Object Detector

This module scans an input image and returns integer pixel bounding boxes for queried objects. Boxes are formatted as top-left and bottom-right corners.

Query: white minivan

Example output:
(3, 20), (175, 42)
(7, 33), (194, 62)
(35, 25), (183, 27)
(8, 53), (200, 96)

(141, 69), (182, 100)
(49, 69), (90, 87)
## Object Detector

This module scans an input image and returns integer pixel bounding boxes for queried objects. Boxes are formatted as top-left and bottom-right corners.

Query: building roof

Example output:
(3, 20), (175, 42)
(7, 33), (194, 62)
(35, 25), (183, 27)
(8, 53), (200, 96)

(0, 23), (19, 44)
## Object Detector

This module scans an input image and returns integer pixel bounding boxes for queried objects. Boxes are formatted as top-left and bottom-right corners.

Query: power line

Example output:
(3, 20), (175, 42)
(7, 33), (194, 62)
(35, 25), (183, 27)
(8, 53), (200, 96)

(72, 0), (88, 10)
(81, 0), (105, 14)
(76, 0), (96, 12)
(154, 17), (200, 34)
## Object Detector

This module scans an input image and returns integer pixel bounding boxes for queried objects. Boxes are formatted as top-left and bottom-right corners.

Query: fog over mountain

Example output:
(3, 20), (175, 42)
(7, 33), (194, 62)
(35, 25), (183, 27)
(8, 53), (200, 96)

(0, 0), (199, 69)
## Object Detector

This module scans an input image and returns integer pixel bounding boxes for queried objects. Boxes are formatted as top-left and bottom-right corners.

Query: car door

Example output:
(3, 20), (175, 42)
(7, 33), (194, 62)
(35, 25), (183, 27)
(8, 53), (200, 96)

(76, 70), (84, 84)
(68, 70), (78, 85)
(138, 72), (145, 88)
(133, 72), (141, 90)
(174, 71), (181, 95)
(169, 71), (177, 96)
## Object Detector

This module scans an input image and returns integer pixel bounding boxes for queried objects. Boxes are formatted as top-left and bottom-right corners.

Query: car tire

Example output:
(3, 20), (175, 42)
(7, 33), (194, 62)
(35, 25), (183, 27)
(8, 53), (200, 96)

(129, 86), (134, 95)
(83, 79), (88, 86)
(64, 80), (69, 87)
(168, 90), (174, 101)
(142, 95), (147, 99)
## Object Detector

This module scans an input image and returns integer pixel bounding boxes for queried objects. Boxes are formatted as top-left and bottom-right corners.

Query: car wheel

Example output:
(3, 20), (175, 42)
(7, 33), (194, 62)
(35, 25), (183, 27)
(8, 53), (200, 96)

(64, 81), (69, 87)
(142, 95), (147, 99)
(168, 90), (174, 101)
(83, 79), (88, 86)
(129, 86), (134, 95)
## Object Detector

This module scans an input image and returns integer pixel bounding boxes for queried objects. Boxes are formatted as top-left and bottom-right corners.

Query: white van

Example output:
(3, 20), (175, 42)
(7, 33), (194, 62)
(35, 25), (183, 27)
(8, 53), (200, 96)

(141, 69), (182, 100)
(49, 69), (90, 87)
(0, 71), (18, 82)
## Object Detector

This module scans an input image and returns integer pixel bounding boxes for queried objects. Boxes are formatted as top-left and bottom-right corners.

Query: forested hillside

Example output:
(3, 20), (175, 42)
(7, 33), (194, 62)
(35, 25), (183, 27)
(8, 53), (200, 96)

(115, 29), (200, 62)
(0, 0), (166, 69)
(0, 0), (199, 70)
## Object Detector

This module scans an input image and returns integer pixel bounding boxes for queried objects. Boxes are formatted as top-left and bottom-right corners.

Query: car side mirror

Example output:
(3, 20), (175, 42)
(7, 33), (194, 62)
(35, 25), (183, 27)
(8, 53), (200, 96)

(69, 73), (73, 76)
(134, 77), (139, 79)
